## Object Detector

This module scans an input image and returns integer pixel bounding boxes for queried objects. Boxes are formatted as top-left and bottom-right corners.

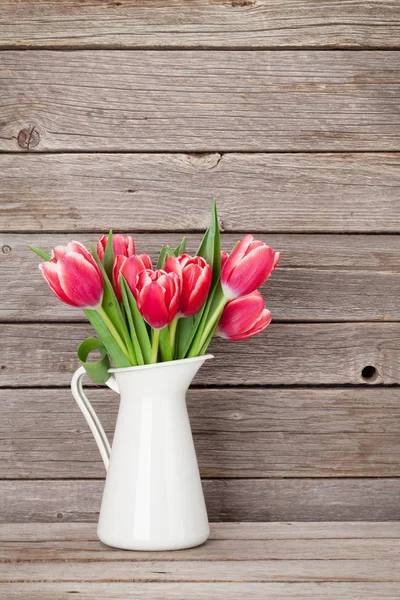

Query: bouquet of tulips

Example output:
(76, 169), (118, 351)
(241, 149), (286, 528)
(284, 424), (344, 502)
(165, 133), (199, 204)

(29, 202), (279, 384)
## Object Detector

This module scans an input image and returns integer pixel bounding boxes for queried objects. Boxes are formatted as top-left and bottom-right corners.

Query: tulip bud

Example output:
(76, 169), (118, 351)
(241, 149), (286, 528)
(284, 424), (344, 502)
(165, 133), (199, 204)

(97, 233), (135, 261)
(112, 254), (152, 301)
(164, 254), (212, 317)
(221, 235), (279, 299)
(216, 291), (272, 341)
(40, 241), (103, 309)
(134, 269), (181, 329)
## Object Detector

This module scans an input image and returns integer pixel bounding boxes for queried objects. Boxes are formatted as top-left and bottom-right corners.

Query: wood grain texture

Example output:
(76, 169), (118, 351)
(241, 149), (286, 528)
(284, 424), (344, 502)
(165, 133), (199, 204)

(1, 153), (400, 232)
(3, 521), (400, 541)
(1, 479), (399, 522)
(1, 582), (399, 600)
(1, 0), (399, 49)
(3, 538), (400, 562)
(2, 558), (400, 583)
(0, 522), (400, 585)
(1, 322), (399, 386)
(1, 51), (400, 152)
(2, 387), (400, 478)
(3, 233), (400, 322)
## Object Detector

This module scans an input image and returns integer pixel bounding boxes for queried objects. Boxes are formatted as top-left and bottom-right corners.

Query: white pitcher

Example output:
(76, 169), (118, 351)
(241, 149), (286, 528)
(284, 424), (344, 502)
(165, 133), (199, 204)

(71, 355), (213, 550)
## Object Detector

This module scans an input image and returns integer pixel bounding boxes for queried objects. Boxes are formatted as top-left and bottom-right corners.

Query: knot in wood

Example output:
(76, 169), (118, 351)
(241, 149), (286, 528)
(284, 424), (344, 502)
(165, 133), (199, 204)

(18, 125), (40, 150)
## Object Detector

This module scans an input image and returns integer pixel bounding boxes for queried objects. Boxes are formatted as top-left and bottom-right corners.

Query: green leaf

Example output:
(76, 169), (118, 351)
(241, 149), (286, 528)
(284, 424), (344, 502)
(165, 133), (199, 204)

(186, 199), (222, 357)
(28, 245), (51, 261)
(173, 236), (186, 256)
(196, 199), (221, 286)
(197, 283), (225, 355)
(156, 245), (173, 269)
(84, 309), (131, 368)
(103, 230), (115, 280)
(120, 276), (144, 366)
(159, 327), (173, 362)
(120, 276), (152, 364)
(77, 338), (111, 384)
(175, 316), (194, 359)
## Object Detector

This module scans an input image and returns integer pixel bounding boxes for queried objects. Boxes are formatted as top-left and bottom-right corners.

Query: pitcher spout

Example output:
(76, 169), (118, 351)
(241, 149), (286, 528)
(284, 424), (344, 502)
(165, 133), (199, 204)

(109, 354), (214, 396)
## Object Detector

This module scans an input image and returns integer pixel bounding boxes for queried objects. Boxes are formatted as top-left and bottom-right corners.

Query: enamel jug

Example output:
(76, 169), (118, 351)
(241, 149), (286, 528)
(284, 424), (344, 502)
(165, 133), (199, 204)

(71, 355), (213, 550)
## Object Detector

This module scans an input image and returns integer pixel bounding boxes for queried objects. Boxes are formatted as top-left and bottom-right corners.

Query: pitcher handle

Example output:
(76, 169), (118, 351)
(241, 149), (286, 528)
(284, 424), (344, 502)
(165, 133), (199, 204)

(71, 366), (119, 471)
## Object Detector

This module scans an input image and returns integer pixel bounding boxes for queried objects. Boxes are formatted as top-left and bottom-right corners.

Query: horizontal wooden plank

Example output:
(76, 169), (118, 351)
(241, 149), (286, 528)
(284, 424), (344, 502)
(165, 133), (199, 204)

(1, 322), (399, 386)
(1, 558), (399, 583)
(1, 479), (399, 522)
(3, 522), (400, 542)
(2, 154), (400, 233)
(1, 582), (399, 600)
(1, 0), (399, 49)
(2, 387), (400, 478)
(2, 538), (400, 562)
(3, 233), (400, 322)
(1, 52), (400, 152)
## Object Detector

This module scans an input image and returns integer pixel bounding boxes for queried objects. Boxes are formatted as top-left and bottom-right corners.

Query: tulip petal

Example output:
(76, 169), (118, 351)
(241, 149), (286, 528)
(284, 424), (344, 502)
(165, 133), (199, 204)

(120, 255), (150, 293)
(228, 308), (272, 341)
(164, 255), (182, 276)
(221, 235), (253, 282)
(218, 292), (264, 336)
(223, 245), (277, 298)
(68, 241), (96, 264)
(139, 282), (169, 329)
(40, 261), (77, 306)
(58, 252), (103, 309)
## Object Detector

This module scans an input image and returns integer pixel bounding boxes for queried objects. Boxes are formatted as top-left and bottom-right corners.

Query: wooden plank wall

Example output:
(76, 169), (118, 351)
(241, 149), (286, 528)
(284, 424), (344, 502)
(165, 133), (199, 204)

(0, 0), (399, 522)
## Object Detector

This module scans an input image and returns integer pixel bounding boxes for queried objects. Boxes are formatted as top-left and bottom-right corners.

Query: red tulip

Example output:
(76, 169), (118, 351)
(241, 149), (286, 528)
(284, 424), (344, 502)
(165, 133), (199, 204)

(221, 235), (279, 299)
(216, 291), (272, 341)
(40, 241), (103, 309)
(164, 254), (212, 317)
(220, 251), (229, 269)
(134, 269), (181, 329)
(112, 254), (152, 301)
(97, 233), (135, 261)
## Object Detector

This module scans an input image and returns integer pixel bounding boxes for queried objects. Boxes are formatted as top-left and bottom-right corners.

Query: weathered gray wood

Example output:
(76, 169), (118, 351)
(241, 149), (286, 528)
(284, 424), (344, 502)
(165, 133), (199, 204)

(3, 538), (400, 562)
(2, 522), (399, 542)
(1, 582), (399, 600)
(1, 52), (400, 152)
(1, 558), (399, 582)
(1, 0), (399, 49)
(6, 232), (400, 269)
(1, 479), (399, 522)
(2, 387), (400, 478)
(2, 153), (400, 233)
(3, 232), (400, 322)
(1, 322), (400, 386)
(1, 523), (399, 595)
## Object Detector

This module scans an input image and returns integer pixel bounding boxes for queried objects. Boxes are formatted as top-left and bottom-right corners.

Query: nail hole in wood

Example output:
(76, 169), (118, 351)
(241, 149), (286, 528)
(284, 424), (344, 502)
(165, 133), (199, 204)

(361, 365), (378, 382)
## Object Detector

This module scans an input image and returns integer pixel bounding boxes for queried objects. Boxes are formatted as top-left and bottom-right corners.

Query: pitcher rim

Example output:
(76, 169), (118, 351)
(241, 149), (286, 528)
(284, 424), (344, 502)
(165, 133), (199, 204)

(108, 354), (214, 374)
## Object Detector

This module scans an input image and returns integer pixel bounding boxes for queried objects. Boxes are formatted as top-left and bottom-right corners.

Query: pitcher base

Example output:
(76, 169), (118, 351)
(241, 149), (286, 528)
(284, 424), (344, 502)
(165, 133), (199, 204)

(97, 526), (210, 551)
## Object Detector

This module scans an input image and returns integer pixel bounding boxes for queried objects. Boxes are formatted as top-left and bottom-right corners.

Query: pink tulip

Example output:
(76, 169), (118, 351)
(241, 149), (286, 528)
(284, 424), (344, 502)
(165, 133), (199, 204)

(134, 269), (181, 329)
(40, 241), (103, 309)
(112, 254), (152, 301)
(216, 291), (272, 341)
(97, 233), (135, 261)
(164, 254), (212, 317)
(221, 235), (279, 299)
(220, 251), (229, 269)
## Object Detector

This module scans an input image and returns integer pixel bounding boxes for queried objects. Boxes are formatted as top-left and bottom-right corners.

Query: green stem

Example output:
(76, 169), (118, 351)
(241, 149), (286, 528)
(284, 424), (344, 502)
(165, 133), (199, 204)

(169, 316), (179, 357)
(96, 306), (131, 362)
(151, 329), (160, 364)
(197, 296), (228, 351)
